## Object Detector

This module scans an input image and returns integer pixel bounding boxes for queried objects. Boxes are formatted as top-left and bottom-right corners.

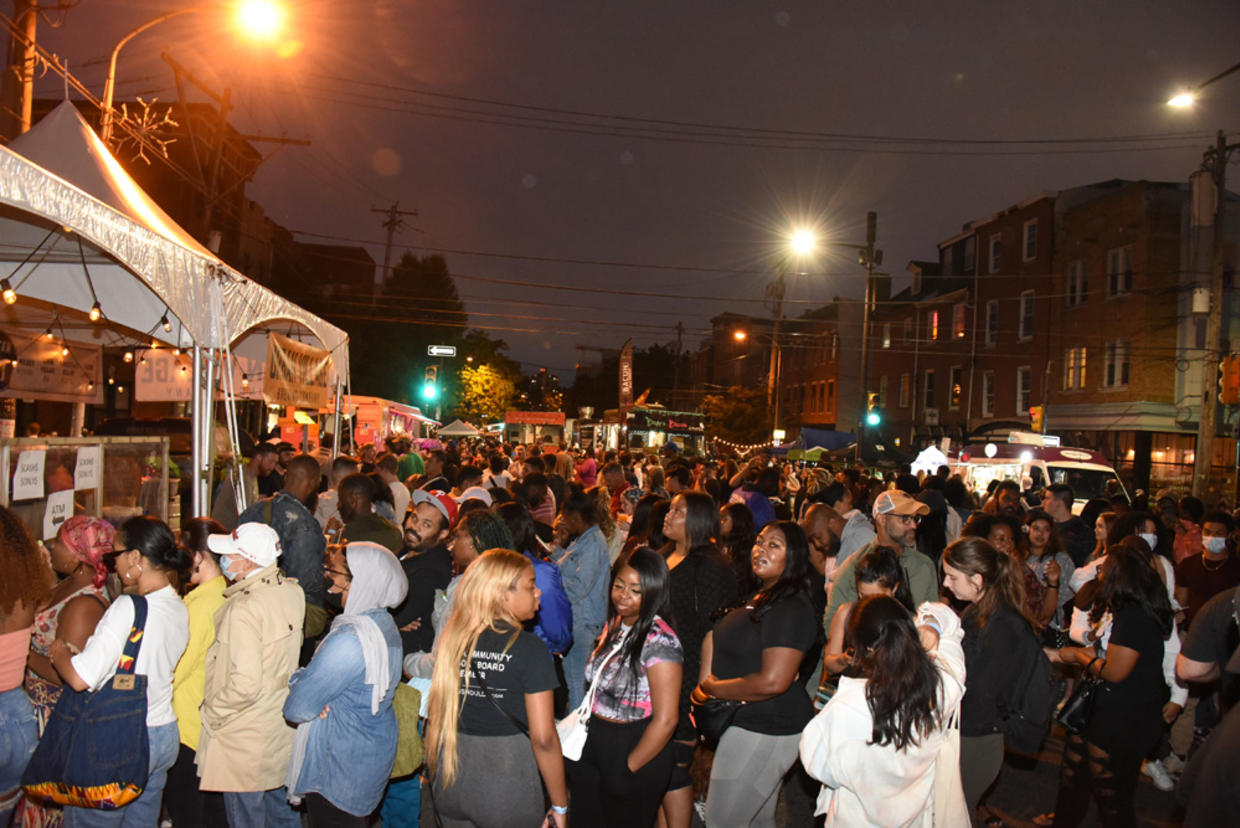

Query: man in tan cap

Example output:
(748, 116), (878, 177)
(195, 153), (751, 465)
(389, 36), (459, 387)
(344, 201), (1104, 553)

(822, 489), (939, 630)
(197, 523), (305, 827)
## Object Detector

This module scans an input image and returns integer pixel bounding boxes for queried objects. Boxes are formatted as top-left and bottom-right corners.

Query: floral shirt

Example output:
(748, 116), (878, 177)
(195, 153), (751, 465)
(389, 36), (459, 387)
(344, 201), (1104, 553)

(585, 616), (682, 722)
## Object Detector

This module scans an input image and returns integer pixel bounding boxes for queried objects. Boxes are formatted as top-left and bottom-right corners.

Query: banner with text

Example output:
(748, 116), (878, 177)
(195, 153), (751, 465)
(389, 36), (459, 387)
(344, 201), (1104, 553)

(0, 329), (102, 405)
(265, 333), (332, 409)
(619, 338), (634, 409)
(134, 348), (264, 402)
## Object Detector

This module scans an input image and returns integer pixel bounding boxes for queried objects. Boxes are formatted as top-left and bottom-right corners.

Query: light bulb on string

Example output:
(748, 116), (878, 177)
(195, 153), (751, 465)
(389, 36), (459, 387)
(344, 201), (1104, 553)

(123, 351), (134, 363)
(242, 373), (250, 391)
(43, 327), (54, 340)
(89, 301), (102, 322)
(0, 279), (15, 304)
(160, 314), (172, 333)
(116, 385), (124, 394)
(107, 376), (115, 385)
(87, 380), (94, 391)
(179, 365), (187, 376)
(60, 344), (69, 358)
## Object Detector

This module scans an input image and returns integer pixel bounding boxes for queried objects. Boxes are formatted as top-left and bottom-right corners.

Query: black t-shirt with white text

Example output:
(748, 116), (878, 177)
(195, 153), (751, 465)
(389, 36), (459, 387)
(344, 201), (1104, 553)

(458, 624), (559, 736)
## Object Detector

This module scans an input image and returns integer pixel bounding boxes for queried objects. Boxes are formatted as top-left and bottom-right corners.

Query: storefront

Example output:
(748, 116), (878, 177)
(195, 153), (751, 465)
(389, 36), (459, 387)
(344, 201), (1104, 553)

(505, 410), (566, 446)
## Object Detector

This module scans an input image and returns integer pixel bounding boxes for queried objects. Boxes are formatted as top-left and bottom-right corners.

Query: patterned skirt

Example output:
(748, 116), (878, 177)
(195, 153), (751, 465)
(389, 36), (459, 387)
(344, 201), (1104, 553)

(13, 671), (64, 828)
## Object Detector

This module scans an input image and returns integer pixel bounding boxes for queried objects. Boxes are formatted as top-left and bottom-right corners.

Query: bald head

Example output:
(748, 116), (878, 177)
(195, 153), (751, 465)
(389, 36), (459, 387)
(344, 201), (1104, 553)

(801, 503), (843, 573)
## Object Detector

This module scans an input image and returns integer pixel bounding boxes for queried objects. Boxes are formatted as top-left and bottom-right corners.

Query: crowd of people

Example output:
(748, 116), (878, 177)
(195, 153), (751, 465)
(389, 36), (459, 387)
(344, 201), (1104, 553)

(3, 435), (1240, 827)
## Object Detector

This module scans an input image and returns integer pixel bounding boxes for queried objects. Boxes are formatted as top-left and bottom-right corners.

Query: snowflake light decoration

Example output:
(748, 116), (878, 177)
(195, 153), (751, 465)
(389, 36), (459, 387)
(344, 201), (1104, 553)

(115, 97), (179, 165)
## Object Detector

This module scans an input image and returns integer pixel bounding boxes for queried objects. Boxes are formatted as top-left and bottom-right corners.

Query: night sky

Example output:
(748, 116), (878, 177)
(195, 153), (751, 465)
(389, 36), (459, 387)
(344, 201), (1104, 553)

(33, 0), (1240, 381)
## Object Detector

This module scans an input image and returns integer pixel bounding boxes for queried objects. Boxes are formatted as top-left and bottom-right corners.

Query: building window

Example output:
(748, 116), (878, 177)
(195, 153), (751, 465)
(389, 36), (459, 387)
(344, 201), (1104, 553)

(1016, 366), (1032, 414)
(949, 366), (963, 408)
(1104, 341), (1130, 387)
(899, 373), (910, 408)
(830, 333), (838, 361)
(902, 317), (913, 345)
(988, 233), (1002, 273)
(923, 369), (936, 411)
(982, 371), (995, 417)
(953, 303), (967, 339)
(1022, 219), (1038, 262)
(927, 310), (940, 341)
(1107, 245), (1133, 296)
(1066, 259), (1087, 306)
(942, 247), (954, 277)
(878, 375), (888, 408)
(1018, 290), (1035, 340)
(963, 236), (976, 273)
(985, 300), (998, 346)
(826, 380), (835, 411)
(882, 323), (891, 349)
(1063, 346), (1087, 390)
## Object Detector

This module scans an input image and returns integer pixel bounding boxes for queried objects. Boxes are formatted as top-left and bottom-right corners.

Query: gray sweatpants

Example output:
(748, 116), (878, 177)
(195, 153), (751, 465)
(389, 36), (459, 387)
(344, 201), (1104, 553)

(429, 732), (544, 828)
(705, 727), (801, 828)
(960, 732), (1005, 823)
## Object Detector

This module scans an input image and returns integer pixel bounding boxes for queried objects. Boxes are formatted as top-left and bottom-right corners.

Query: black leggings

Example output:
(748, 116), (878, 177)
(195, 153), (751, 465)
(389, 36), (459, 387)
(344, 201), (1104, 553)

(567, 716), (672, 828)
(163, 742), (226, 828)
(306, 792), (369, 828)
(1052, 731), (1146, 827)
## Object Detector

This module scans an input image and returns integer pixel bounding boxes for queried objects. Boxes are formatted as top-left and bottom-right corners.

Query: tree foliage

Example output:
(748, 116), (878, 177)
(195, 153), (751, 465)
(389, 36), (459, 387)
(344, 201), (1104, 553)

(456, 364), (516, 423)
(565, 342), (688, 414)
(701, 385), (771, 444)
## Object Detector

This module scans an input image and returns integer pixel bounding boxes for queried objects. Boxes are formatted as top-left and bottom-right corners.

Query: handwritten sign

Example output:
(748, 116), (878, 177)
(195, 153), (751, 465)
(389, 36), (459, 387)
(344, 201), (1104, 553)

(74, 446), (101, 490)
(42, 489), (74, 540)
(13, 449), (46, 500)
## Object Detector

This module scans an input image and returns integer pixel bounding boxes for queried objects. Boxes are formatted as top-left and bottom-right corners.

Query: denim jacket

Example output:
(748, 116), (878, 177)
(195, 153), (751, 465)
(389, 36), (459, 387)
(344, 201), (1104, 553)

(284, 609), (402, 816)
(239, 491), (326, 607)
(555, 524), (610, 633)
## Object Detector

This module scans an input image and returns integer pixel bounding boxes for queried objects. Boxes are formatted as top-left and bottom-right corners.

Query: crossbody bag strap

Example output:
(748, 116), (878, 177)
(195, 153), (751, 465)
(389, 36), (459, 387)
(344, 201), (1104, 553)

(468, 660), (529, 737)
(580, 630), (630, 713)
(116, 594), (149, 676)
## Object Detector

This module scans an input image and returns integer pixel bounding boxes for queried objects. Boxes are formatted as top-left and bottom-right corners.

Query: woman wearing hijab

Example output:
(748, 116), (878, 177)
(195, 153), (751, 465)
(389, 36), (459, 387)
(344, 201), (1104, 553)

(284, 541), (409, 826)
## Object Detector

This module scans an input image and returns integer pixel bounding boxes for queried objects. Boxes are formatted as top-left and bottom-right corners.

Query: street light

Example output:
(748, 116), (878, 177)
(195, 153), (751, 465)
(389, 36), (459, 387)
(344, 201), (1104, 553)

(733, 330), (747, 342)
(1165, 60), (1240, 110)
(789, 228), (817, 258)
(99, 1), (287, 143)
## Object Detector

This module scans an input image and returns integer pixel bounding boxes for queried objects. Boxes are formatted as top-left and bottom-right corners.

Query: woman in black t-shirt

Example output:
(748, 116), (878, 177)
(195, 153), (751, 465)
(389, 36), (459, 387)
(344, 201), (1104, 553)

(1047, 536), (1173, 827)
(692, 520), (815, 828)
(425, 549), (568, 828)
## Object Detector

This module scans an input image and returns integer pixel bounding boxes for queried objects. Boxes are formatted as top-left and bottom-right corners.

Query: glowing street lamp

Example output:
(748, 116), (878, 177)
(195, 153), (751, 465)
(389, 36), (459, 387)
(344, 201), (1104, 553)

(732, 330), (748, 342)
(788, 228), (817, 258)
(99, 1), (288, 143)
(1167, 90), (1197, 108)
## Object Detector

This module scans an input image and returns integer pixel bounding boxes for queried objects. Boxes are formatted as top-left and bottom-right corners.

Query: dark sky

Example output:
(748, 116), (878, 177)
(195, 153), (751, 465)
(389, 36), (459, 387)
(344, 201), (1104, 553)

(34, 0), (1240, 380)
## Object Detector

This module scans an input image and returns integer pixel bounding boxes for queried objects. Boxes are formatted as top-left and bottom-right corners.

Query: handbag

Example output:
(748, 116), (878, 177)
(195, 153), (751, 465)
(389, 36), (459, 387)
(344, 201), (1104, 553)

(690, 696), (745, 751)
(1055, 658), (1102, 734)
(22, 595), (151, 809)
(556, 632), (629, 761)
(932, 664), (969, 828)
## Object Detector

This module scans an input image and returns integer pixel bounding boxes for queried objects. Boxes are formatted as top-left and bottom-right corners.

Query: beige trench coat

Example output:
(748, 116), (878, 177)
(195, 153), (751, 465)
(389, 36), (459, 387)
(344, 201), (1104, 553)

(196, 564), (306, 791)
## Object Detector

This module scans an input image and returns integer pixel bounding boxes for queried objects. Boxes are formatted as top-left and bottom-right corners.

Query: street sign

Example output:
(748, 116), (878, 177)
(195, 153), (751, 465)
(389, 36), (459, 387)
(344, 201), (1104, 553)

(427, 345), (457, 357)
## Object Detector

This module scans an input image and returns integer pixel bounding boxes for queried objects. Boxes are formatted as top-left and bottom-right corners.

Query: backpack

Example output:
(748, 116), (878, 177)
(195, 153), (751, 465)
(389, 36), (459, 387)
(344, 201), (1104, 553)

(997, 623), (1062, 754)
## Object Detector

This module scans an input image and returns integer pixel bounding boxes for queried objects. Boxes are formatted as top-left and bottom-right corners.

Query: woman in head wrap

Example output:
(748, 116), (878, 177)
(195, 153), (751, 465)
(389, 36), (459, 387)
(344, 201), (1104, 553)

(18, 515), (115, 824)
(284, 541), (408, 826)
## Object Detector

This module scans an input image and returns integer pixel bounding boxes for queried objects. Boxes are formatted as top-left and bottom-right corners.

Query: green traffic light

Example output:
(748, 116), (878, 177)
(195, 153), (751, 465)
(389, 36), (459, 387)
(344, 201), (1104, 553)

(422, 382), (438, 401)
(865, 411), (880, 427)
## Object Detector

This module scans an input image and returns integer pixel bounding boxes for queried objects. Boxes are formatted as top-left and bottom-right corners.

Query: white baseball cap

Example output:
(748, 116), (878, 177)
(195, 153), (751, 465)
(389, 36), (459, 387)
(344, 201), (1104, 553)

(207, 522), (281, 567)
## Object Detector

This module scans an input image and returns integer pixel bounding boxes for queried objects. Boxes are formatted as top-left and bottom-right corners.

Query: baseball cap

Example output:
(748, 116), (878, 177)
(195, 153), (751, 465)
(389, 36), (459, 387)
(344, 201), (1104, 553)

(207, 522), (281, 567)
(411, 489), (459, 529)
(454, 486), (493, 507)
(873, 490), (931, 518)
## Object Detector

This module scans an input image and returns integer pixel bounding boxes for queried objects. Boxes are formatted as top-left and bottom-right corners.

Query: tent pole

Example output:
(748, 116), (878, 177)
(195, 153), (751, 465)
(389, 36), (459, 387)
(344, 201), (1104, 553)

(202, 349), (216, 518)
(191, 345), (203, 516)
(332, 379), (343, 460)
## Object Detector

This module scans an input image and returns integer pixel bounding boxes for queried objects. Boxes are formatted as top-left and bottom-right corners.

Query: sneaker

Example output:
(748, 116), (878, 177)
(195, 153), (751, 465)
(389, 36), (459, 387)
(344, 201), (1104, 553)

(1162, 752), (1187, 774)
(1142, 759), (1176, 791)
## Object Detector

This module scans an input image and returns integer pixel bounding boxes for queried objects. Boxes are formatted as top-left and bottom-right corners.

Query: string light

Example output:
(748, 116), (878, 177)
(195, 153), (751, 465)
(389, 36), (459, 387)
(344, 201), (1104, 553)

(123, 350), (134, 363)
(8, 358), (17, 367)
(89, 301), (102, 322)
(241, 373), (250, 390)
(43, 327), (53, 340)
(712, 437), (775, 455)
(107, 376), (115, 385)
(179, 365), (187, 376)
(160, 314), (172, 333)
(116, 385), (125, 394)
(59, 343), (69, 358)
(87, 380), (95, 391)
(0, 279), (15, 304)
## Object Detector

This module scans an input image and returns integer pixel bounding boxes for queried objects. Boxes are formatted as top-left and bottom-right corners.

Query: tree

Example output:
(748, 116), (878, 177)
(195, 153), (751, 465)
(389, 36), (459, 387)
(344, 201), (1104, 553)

(456, 364), (516, 423)
(701, 385), (771, 444)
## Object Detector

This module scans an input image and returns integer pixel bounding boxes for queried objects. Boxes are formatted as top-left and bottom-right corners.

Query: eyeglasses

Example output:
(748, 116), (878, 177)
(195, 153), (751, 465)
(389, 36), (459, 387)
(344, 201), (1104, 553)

(323, 566), (352, 579)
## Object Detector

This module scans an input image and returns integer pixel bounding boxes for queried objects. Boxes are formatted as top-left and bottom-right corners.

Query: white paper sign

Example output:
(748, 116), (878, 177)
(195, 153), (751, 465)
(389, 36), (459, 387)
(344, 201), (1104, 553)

(42, 489), (74, 540)
(73, 446), (101, 490)
(12, 449), (46, 500)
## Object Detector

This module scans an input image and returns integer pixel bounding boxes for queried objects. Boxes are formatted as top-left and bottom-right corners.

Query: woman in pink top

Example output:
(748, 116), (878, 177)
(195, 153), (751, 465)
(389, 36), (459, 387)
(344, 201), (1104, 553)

(1, 506), (55, 823)
(575, 448), (598, 487)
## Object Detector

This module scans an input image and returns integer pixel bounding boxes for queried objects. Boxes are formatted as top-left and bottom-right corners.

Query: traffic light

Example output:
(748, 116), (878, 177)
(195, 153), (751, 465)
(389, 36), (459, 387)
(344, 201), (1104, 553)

(1029, 405), (1044, 432)
(865, 392), (881, 427)
(421, 365), (438, 401)
(1219, 355), (1240, 405)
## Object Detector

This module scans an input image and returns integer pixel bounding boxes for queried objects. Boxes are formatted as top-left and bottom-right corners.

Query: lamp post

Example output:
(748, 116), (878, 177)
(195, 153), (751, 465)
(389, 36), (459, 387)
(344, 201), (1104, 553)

(765, 229), (818, 435)
(98, 1), (286, 144)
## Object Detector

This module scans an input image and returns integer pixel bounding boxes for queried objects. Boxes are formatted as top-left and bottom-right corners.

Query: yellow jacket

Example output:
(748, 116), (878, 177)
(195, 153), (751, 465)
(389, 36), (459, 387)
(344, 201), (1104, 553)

(196, 564), (305, 792)
(172, 575), (227, 751)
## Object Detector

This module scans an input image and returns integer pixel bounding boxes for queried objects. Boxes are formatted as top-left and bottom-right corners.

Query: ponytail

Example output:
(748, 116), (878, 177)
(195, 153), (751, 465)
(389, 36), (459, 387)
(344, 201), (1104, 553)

(943, 536), (1032, 630)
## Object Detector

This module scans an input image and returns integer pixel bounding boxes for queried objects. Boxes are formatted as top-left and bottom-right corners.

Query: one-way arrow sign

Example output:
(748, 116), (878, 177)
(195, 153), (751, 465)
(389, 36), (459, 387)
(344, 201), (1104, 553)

(427, 345), (457, 357)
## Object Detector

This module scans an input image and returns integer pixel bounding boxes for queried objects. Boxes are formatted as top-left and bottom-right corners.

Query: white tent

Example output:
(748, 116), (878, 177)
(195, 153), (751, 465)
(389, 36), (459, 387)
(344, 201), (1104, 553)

(911, 444), (952, 476)
(0, 102), (350, 513)
(437, 419), (481, 438)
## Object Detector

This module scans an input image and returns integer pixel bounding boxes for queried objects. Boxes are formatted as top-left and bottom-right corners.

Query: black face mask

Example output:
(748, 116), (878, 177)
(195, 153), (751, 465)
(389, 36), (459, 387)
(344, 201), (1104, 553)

(324, 589), (344, 612)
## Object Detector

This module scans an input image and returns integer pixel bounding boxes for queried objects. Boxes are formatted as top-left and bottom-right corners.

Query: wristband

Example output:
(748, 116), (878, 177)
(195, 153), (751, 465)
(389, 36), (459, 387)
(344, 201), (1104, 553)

(550, 804), (568, 815)
(920, 616), (942, 635)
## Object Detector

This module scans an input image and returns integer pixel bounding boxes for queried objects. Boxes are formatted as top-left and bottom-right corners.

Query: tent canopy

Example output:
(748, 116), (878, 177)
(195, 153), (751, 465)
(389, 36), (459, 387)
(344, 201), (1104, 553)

(0, 102), (348, 378)
(912, 445), (952, 475)
(437, 419), (481, 438)
(798, 427), (856, 452)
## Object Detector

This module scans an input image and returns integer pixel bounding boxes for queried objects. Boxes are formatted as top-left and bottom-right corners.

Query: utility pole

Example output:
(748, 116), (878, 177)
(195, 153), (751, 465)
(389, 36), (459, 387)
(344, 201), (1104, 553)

(766, 271), (785, 434)
(1191, 130), (1239, 500)
(857, 212), (881, 466)
(371, 202), (419, 302)
(1, 0), (38, 137)
(672, 320), (684, 402)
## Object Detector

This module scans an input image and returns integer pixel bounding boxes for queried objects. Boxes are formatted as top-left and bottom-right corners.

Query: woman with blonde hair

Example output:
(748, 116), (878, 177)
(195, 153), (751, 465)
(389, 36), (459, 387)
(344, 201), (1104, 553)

(426, 549), (568, 827)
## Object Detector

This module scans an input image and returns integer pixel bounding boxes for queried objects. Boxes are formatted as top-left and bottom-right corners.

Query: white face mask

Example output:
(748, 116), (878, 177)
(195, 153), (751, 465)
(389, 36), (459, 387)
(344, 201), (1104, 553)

(1138, 532), (1158, 551)
(1204, 536), (1228, 555)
